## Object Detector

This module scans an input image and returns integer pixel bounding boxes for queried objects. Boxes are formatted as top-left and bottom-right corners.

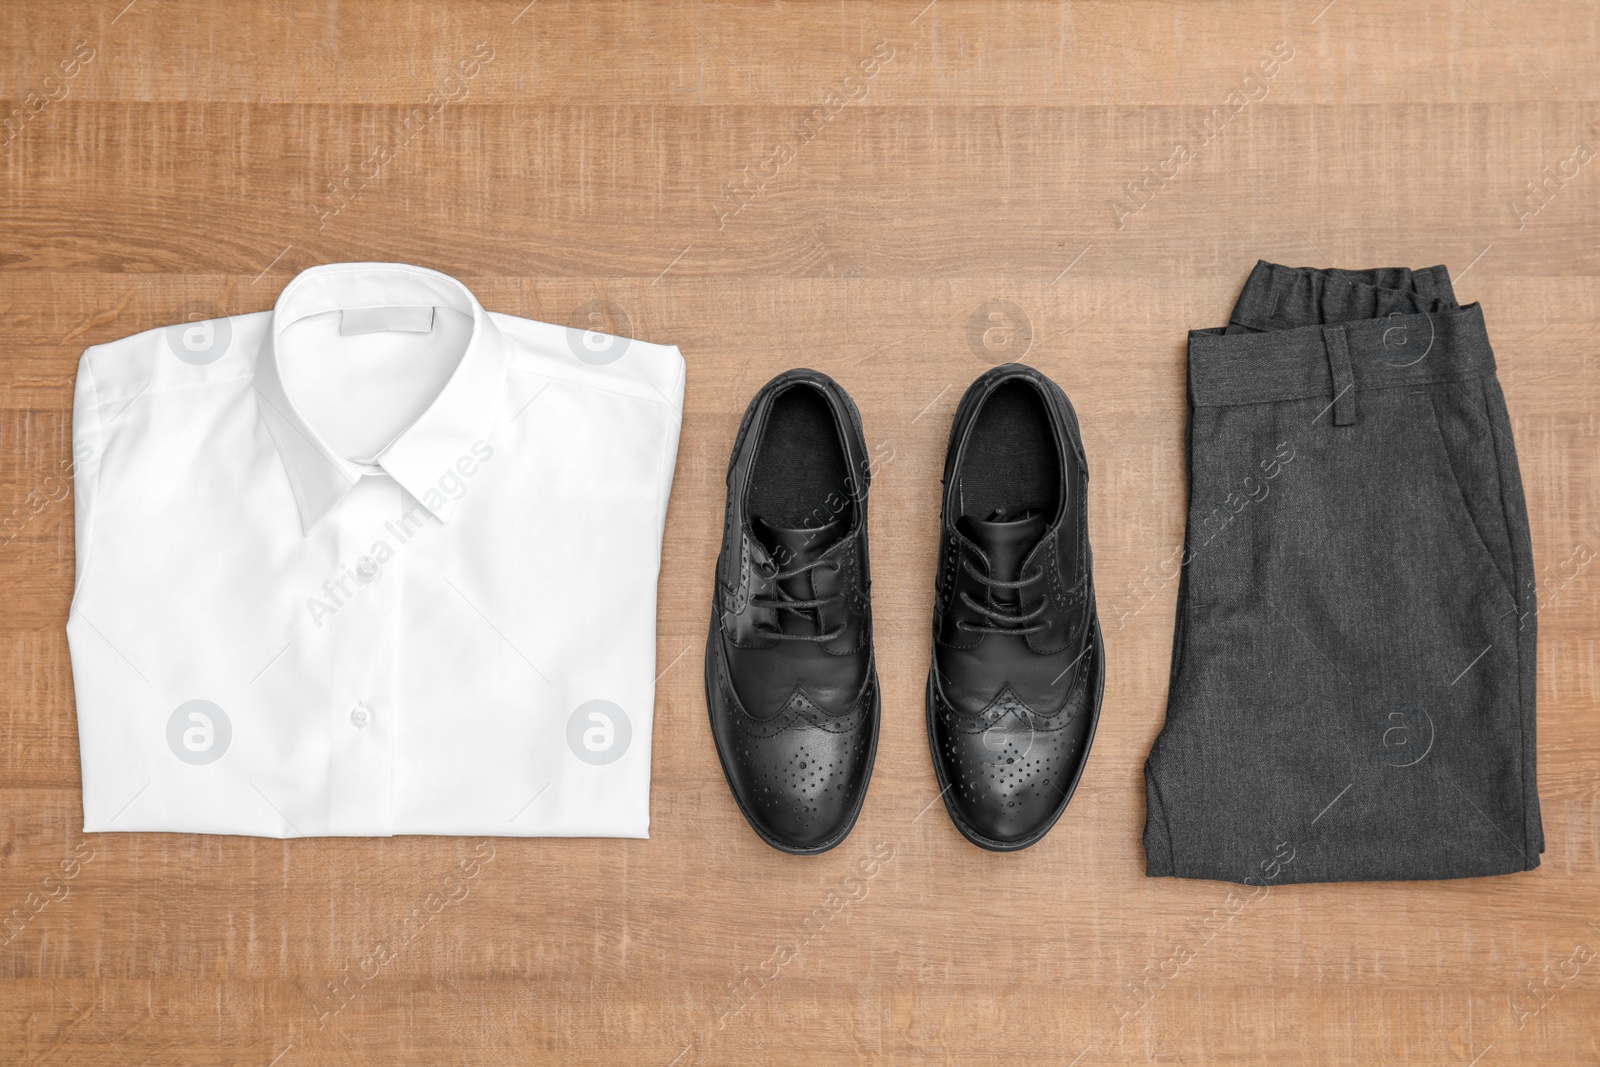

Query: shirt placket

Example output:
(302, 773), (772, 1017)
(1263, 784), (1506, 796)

(326, 475), (399, 836)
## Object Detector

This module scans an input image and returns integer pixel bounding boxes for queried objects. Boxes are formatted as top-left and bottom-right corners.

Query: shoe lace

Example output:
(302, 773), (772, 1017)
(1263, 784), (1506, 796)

(752, 557), (845, 642)
(957, 558), (1049, 635)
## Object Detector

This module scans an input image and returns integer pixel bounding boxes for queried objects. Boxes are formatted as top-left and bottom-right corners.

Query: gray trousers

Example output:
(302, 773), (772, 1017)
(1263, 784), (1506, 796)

(1143, 262), (1542, 884)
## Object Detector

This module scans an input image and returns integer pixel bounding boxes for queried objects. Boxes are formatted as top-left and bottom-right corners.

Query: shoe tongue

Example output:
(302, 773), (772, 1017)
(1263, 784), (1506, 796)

(958, 507), (1048, 582)
(752, 514), (847, 570)
(751, 515), (847, 637)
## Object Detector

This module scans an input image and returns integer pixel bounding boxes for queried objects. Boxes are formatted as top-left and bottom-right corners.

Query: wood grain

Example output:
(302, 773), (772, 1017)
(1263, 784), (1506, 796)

(2, 1), (1598, 1063)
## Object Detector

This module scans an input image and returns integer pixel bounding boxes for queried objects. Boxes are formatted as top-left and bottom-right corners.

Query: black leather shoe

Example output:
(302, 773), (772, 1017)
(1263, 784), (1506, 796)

(926, 363), (1104, 851)
(707, 369), (879, 854)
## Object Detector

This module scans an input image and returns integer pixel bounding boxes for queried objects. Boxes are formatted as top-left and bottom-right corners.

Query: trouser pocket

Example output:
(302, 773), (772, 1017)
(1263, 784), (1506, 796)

(1419, 377), (1519, 610)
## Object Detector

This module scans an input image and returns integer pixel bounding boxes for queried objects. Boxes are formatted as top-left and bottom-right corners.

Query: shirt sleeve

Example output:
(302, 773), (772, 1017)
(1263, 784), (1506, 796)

(70, 346), (103, 602)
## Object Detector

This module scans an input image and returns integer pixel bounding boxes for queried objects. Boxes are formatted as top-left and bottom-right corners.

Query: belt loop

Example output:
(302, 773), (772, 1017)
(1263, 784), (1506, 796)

(1321, 324), (1357, 426)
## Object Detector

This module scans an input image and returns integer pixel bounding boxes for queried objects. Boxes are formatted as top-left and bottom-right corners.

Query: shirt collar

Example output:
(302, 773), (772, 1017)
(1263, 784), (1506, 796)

(254, 263), (509, 534)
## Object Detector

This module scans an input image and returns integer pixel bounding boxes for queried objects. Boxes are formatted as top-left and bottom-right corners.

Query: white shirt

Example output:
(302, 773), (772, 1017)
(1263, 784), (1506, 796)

(68, 263), (684, 837)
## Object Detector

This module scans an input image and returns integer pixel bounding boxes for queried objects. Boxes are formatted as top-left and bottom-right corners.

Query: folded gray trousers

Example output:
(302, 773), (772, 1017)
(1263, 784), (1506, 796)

(1144, 262), (1542, 884)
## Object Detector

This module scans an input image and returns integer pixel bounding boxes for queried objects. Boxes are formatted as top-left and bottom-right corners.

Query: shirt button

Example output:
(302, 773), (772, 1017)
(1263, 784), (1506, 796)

(350, 703), (372, 728)
(356, 557), (378, 582)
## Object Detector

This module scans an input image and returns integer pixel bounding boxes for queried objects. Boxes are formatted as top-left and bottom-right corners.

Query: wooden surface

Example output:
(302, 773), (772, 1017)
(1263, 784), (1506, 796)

(3, 1), (1599, 1063)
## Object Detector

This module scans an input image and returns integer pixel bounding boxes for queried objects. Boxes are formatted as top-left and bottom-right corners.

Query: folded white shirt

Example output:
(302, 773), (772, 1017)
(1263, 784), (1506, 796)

(67, 262), (684, 837)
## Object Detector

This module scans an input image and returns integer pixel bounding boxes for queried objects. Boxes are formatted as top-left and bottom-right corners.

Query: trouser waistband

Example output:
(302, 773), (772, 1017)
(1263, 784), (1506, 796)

(1188, 262), (1494, 412)
(1227, 260), (1457, 332)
